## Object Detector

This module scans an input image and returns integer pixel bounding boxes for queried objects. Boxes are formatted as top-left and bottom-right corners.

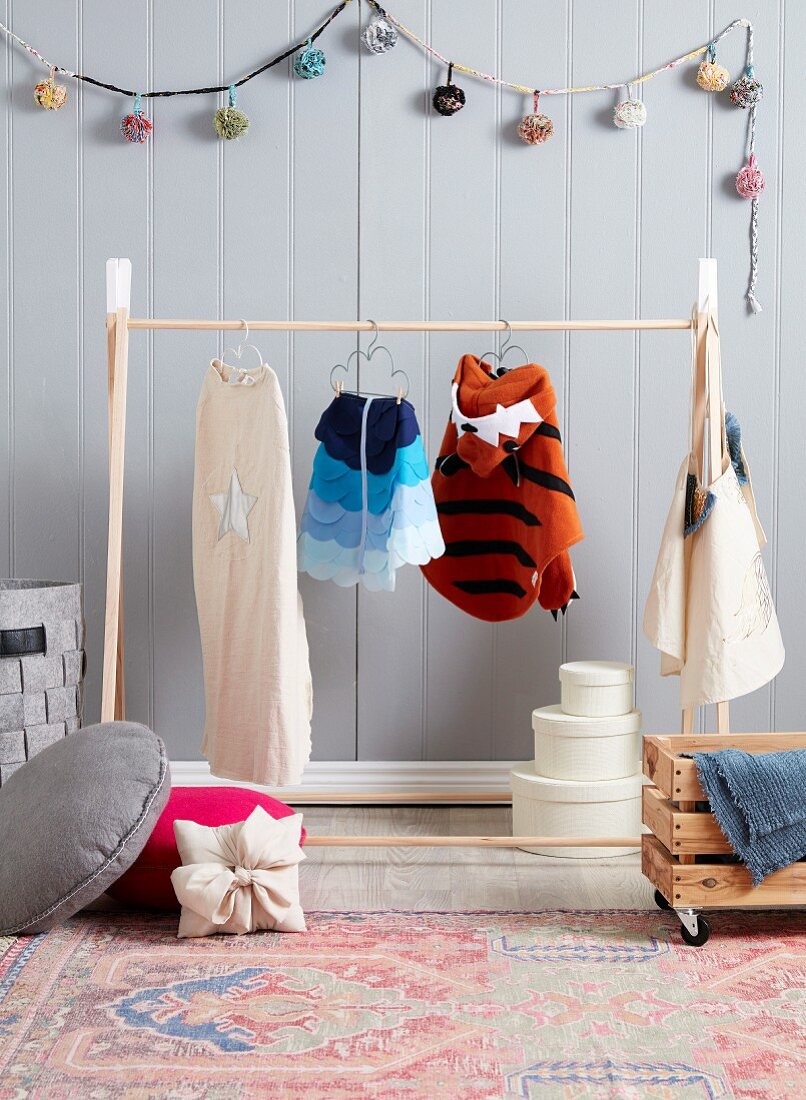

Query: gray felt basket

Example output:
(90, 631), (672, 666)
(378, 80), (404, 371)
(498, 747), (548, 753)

(0, 580), (84, 786)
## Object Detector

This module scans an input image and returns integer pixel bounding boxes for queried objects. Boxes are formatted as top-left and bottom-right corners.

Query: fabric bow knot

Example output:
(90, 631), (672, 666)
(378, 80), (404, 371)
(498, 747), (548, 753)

(171, 805), (306, 938)
(232, 865), (253, 888)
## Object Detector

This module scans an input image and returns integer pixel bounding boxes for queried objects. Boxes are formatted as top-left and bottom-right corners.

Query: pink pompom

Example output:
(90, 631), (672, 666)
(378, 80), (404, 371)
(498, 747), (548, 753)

(736, 154), (765, 199)
(121, 95), (153, 144)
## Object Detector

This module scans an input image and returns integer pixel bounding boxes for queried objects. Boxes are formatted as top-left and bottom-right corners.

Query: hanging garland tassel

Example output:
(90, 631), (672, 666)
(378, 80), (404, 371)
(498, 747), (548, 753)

(730, 66), (763, 108)
(696, 44), (730, 91)
(121, 93), (153, 143)
(34, 66), (67, 110)
(294, 38), (326, 79)
(362, 14), (397, 54)
(613, 86), (647, 129)
(518, 92), (553, 144)
(214, 85), (249, 139)
(433, 64), (465, 115)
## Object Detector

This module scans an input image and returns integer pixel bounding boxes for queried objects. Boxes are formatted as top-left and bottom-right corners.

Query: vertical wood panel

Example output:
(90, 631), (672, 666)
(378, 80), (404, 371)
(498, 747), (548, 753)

(10, 7), (80, 580)
(291, 0), (361, 760)
(709, 0), (780, 732)
(1, 1), (11, 580)
(565, 0), (639, 683)
(149, 5), (220, 757)
(357, 0), (429, 761)
(80, 0), (151, 726)
(635, 1), (710, 735)
(425, 0), (500, 759)
(772, 0), (801, 731)
(495, 0), (571, 759)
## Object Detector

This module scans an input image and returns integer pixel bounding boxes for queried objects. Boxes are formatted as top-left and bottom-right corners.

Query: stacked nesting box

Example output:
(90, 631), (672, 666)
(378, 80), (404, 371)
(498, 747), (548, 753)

(511, 661), (642, 856)
(0, 580), (84, 786)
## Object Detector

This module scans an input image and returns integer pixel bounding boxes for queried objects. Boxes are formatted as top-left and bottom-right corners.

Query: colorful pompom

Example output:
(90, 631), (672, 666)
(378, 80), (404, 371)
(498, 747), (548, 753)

(730, 68), (763, 108)
(613, 91), (647, 129)
(121, 94), (153, 144)
(34, 68), (68, 110)
(697, 45), (730, 92)
(361, 15), (398, 54)
(518, 93), (553, 144)
(736, 154), (765, 198)
(294, 38), (326, 79)
(213, 85), (249, 140)
(433, 65), (466, 115)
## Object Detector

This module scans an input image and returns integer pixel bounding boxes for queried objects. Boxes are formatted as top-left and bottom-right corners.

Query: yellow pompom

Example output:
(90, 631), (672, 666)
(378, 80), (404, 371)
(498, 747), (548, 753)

(34, 73), (68, 110)
(696, 60), (730, 92)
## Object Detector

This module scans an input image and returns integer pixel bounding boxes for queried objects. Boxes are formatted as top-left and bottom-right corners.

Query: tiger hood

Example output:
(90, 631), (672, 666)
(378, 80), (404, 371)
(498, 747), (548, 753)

(421, 355), (583, 622)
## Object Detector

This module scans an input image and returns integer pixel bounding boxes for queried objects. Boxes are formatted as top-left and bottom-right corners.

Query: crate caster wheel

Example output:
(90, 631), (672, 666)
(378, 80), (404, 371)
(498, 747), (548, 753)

(654, 889), (671, 911)
(679, 915), (711, 947)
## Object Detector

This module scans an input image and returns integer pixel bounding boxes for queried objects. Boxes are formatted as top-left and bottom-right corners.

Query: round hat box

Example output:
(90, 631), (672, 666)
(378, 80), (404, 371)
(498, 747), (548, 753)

(510, 763), (642, 858)
(559, 660), (634, 717)
(532, 705), (642, 782)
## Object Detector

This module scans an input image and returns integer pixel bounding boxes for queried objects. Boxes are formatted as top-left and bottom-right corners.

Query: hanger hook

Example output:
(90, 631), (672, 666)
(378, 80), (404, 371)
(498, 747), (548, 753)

(365, 319), (380, 358)
(238, 318), (249, 346)
(499, 319), (513, 351)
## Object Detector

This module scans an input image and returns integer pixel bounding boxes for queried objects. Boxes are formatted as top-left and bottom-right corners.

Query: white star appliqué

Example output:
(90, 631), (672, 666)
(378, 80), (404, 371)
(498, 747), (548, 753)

(210, 469), (258, 542)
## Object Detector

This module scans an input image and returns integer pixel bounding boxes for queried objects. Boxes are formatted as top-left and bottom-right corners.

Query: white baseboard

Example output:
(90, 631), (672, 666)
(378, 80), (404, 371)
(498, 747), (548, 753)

(170, 759), (516, 801)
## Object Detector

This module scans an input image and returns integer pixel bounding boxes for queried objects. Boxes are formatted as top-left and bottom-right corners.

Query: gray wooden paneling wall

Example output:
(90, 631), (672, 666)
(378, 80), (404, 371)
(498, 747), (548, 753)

(2, 1), (802, 762)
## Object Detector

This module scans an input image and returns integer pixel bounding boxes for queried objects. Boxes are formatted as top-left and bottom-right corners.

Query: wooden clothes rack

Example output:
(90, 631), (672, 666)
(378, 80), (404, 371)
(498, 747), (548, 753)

(102, 257), (723, 850)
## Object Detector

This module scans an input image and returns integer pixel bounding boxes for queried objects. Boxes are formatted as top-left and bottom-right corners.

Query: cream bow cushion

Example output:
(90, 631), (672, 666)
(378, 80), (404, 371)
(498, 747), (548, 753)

(170, 805), (306, 937)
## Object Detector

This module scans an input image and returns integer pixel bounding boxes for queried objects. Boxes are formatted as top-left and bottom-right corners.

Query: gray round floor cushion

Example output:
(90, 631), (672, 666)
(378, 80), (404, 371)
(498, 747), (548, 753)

(0, 721), (170, 935)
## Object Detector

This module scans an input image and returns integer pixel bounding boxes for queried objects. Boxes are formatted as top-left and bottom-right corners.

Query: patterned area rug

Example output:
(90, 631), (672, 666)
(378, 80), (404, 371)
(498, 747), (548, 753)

(1, 910), (804, 1098)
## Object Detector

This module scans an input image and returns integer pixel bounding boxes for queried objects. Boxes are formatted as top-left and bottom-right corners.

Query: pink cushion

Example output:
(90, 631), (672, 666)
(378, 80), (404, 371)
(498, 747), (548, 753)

(107, 786), (305, 910)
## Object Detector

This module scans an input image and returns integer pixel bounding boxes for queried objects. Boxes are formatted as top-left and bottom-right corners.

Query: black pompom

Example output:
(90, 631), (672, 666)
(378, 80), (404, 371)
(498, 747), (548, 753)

(433, 83), (466, 116)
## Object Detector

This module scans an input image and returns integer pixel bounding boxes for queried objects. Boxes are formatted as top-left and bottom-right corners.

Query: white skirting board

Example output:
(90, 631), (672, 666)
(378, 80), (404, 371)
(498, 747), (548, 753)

(170, 760), (516, 801)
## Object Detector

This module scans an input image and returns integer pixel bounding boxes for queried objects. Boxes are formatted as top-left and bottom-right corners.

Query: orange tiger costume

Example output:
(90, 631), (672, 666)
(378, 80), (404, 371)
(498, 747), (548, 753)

(421, 355), (583, 622)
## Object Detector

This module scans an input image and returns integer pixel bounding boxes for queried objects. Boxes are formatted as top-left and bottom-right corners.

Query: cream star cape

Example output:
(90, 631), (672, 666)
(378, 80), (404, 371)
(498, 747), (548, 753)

(192, 360), (312, 785)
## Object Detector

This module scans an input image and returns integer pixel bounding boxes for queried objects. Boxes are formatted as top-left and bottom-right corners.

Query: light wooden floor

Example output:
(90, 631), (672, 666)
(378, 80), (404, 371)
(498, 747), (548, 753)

(296, 806), (654, 911)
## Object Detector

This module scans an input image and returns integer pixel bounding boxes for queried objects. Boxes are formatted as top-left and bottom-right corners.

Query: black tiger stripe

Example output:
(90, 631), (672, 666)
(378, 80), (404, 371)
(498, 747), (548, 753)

(535, 421), (562, 442)
(444, 540), (537, 568)
(517, 460), (575, 499)
(453, 579), (528, 599)
(436, 499), (542, 526)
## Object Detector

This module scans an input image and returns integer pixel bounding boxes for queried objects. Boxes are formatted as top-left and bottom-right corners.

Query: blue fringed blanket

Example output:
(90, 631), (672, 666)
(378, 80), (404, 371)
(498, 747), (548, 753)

(692, 748), (806, 885)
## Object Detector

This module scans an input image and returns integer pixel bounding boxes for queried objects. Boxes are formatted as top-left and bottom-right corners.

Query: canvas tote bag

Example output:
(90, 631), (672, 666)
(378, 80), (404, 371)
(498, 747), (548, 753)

(643, 311), (784, 709)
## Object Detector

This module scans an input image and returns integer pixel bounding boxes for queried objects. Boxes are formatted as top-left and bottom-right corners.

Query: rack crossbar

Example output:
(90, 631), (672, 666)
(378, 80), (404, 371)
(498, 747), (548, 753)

(126, 318), (693, 333)
(303, 835), (641, 847)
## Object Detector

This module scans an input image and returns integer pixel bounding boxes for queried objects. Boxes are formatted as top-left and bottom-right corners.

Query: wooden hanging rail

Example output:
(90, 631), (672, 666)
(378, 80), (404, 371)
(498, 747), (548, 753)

(126, 317), (693, 333)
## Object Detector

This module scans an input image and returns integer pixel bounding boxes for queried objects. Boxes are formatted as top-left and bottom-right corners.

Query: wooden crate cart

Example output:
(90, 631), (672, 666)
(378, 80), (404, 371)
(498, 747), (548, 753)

(642, 733), (806, 946)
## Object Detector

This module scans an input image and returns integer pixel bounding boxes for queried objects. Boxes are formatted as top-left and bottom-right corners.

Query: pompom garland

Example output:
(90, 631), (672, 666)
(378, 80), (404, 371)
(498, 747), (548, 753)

(736, 154), (765, 198)
(362, 14), (398, 54)
(213, 85), (249, 139)
(518, 92), (553, 145)
(34, 68), (67, 110)
(730, 67), (763, 108)
(120, 94), (153, 144)
(697, 45), (730, 92)
(294, 38), (326, 79)
(613, 90), (647, 129)
(433, 64), (466, 115)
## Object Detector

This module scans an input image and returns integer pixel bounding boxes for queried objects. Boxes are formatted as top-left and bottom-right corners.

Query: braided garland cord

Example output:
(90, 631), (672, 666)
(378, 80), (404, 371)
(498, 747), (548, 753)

(0, 0), (353, 97)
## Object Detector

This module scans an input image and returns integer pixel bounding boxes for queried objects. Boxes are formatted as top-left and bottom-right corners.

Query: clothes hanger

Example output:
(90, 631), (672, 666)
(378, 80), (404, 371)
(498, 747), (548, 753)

(219, 319), (266, 385)
(478, 319), (530, 377)
(329, 320), (411, 404)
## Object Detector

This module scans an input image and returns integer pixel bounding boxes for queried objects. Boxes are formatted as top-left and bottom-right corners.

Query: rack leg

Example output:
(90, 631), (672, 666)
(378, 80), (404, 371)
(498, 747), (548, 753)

(101, 305), (131, 723)
(106, 311), (126, 721)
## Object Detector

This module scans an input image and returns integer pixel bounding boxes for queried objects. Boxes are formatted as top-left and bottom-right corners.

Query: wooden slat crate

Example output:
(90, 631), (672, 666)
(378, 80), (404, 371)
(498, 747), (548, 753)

(641, 733), (806, 911)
